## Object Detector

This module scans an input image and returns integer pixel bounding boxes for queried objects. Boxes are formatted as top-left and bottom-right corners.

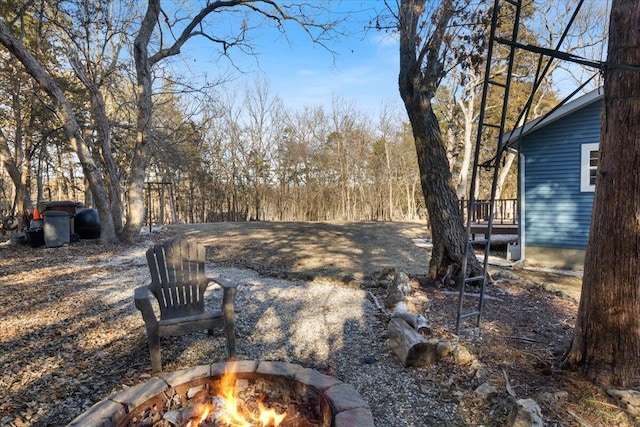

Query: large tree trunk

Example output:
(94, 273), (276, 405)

(406, 104), (480, 279)
(398, 0), (482, 279)
(0, 129), (24, 210)
(561, 0), (640, 388)
(121, 0), (158, 242)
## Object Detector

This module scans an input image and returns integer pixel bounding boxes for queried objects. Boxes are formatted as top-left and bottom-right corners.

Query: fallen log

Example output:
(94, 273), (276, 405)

(387, 318), (439, 367)
(383, 271), (413, 308)
(391, 302), (431, 334)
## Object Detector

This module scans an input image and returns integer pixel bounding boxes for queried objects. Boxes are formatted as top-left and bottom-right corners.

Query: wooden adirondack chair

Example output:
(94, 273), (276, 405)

(134, 238), (237, 372)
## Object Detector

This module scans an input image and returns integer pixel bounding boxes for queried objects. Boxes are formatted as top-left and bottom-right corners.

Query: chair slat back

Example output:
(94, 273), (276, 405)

(146, 238), (209, 320)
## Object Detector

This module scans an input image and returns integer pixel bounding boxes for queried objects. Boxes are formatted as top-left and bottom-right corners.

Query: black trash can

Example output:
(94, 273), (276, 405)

(26, 228), (45, 247)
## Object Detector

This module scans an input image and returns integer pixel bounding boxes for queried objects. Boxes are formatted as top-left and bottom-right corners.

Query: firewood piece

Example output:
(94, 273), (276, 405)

(391, 302), (431, 334)
(387, 318), (439, 367)
(367, 290), (387, 313)
(383, 271), (413, 308)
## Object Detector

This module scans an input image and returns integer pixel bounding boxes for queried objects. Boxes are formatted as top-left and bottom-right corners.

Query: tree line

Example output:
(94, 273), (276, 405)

(145, 84), (424, 225)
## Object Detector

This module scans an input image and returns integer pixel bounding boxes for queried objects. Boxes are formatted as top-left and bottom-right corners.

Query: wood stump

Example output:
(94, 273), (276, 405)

(387, 318), (439, 366)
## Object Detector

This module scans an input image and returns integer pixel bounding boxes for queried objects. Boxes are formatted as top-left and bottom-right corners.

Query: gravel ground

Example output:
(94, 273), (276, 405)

(208, 266), (461, 427)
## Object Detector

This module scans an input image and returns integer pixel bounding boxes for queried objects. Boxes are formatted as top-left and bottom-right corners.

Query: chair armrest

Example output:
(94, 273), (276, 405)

(134, 285), (158, 325)
(206, 274), (237, 315)
(206, 273), (238, 289)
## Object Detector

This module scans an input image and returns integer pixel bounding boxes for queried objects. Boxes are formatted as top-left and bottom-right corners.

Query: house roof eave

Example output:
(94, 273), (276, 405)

(502, 87), (604, 148)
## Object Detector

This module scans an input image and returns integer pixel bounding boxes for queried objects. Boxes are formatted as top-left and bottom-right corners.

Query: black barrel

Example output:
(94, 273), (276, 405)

(74, 208), (100, 239)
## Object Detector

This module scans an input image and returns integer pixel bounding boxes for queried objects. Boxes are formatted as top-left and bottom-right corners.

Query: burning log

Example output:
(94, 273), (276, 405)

(163, 401), (214, 426)
(387, 318), (439, 367)
(127, 368), (325, 427)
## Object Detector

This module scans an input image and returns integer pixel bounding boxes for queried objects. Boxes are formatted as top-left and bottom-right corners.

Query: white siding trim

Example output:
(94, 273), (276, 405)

(520, 153), (526, 261)
(580, 143), (599, 192)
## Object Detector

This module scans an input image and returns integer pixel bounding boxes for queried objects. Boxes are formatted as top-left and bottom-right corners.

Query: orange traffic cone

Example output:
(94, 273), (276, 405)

(32, 207), (42, 220)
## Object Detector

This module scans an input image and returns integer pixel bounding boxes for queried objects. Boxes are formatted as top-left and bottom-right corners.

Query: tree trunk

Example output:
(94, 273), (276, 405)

(561, 0), (640, 388)
(0, 129), (23, 210)
(455, 73), (480, 200)
(398, 0), (482, 279)
(122, 0), (158, 242)
(495, 151), (516, 200)
(408, 106), (480, 279)
(87, 83), (124, 233)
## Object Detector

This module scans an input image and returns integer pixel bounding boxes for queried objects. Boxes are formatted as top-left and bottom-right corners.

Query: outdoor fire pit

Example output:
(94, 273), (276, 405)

(67, 361), (374, 427)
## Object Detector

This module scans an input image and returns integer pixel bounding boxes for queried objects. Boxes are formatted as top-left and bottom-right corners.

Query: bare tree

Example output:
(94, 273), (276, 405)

(59, 0), (140, 233)
(395, 0), (483, 279)
(124, 0), (341, 241)
(241, 78), (283, 221)
(561, 0), (640, 388)
(0, 1), (57, 218)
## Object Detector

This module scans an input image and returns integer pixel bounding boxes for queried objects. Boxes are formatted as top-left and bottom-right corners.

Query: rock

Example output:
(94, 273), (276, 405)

(538, 390), (568, 404)
(436, 340), (453, 358)
(475, 368), (491, 380)
(474, 382), (496, 400)
(492, 269), (520, 281)
(608, 389), (640, 416)
(453, 344), (476, 365)
(507, 398), (543, 427)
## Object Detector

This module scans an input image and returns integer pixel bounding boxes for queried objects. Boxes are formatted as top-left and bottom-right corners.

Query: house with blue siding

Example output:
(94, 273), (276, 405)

(505, 88), (603, 269)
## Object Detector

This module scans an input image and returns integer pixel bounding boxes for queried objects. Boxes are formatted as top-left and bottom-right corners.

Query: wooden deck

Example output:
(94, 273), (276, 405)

(470, 222), (518, 237)
(460, 198), (519, 239)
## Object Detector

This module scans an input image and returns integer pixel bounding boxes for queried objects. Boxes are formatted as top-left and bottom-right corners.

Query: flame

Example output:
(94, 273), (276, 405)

(190, 362), (287, 427)
(197, 405), (211, 424)
(257, 400), (287, 426)
(185, 403), (213, 427)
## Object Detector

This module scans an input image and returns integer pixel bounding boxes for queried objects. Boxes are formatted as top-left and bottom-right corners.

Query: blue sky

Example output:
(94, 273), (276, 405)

(174, 0), (607, 116)
(179, 1), (401, 115)
(255, 26), (399, 112)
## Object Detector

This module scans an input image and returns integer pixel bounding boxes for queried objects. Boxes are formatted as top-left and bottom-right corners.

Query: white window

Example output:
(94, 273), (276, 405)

(580, 143), (599, 192)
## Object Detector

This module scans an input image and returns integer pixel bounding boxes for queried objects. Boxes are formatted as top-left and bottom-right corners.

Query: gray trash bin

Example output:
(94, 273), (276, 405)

(43, 210), (71, 247)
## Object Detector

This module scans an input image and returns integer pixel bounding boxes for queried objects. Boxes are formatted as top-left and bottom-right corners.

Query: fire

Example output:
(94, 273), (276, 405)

(185, 403), (213, 427)
(186, 363), (287, 427)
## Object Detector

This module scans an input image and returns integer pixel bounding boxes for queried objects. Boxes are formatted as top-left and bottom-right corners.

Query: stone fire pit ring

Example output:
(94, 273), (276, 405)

(67, 360), (374, 427)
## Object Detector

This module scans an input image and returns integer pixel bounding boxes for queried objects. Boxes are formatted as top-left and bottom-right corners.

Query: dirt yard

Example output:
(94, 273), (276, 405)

(1, 221), (638, 426)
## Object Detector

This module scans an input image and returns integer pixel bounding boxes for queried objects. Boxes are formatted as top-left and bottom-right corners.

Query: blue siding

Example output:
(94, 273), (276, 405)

(521, 99), (601, 249)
